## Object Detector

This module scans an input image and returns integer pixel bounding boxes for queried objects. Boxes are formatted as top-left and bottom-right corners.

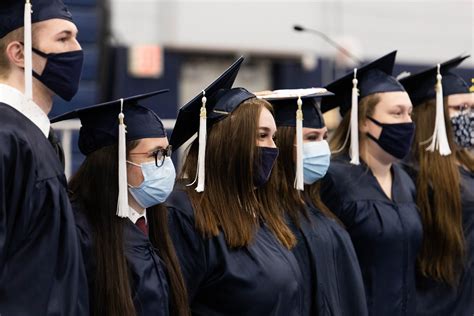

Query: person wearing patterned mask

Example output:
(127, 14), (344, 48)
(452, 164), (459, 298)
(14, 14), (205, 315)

(400, 55), (474, 316)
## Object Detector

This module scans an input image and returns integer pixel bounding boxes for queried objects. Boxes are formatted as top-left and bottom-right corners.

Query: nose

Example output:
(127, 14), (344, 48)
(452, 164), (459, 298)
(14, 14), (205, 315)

(403, 112), (412, 123)
(72, 38), (82, 51)
(268, 138), (277, 148)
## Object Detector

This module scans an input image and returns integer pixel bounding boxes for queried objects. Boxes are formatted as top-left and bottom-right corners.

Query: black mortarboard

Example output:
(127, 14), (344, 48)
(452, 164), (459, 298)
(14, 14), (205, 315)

(51, 90), (169, 155)
(257, 88), (334, 129)
(321, 51), (405, 115)
(169, 57), (252, 150)
(0, 0), (73, 38)
(169, 57), (255, 192)
(399, 55), (471, 106)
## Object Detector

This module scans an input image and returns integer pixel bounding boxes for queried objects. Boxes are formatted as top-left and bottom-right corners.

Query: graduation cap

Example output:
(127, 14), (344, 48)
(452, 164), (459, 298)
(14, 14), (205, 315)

(257, 88), (334, 190)
(170, 57), (255, 192)
(51, 89), (169, 217)
(320, 51), (405, 164)
(0, 0), (72, 38)
(400, 55), (470, 106)
(399, 55), (470, 156)
(0, 0), (73, 101)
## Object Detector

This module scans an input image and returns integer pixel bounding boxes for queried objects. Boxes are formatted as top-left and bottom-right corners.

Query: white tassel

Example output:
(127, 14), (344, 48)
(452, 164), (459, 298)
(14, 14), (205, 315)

(24, 0), (33, 101)
(117, 99), (129, 217)
(349, 68), (360, 165)
(426, 64), (451, 156)
(196, 91), (207, 192)
(294, 96), (304, 191)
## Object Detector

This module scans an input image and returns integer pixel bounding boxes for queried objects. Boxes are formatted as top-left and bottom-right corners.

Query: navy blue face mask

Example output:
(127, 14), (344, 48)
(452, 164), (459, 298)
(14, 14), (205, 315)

(31, 46), (84, 101)
(366, 116), (415, 160)
(254, 147), (279, 188)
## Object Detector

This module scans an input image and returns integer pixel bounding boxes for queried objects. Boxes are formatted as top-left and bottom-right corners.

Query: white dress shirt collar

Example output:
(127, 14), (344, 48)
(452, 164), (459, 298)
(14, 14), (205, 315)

(0, 84), (50, 137)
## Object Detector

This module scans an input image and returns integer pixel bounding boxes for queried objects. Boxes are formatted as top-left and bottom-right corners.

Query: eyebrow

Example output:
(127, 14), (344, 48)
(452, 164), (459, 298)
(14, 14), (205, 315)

(392, 104), (412, 111)
(150, 145), (166, 151)
(56, 29), (78, 37)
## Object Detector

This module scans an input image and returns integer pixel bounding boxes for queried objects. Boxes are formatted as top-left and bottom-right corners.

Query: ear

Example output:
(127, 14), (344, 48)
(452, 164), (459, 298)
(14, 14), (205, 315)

(359, 117), (370, 133)
(5, 41), (24, 69)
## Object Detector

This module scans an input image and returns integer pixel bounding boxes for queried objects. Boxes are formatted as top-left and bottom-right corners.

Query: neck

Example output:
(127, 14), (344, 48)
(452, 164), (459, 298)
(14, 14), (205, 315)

(359, 137), (392, 178)
(128, 194), (145, 214)
(0, 70), (53, 115)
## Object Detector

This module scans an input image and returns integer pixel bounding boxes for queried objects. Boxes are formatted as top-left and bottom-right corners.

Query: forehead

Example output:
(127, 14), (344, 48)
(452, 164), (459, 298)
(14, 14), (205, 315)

(259, 106), (276, 126)
(133, 137), (169, 151)
(447, 93), (474, 105)
(375, 91), (412, 110)
(34, 18), (78, 35)
(302, 127), (327, 134)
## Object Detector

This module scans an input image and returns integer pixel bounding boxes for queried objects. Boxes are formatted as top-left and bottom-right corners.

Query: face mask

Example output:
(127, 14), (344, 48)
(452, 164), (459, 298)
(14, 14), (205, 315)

(303, 140), (331, 184)
(127, 157), (176, 208)
(31, 46), (84, 101)
(451, 111), (474, 148)
(254, 147), (279, 188)
(366, 116), (415, 160)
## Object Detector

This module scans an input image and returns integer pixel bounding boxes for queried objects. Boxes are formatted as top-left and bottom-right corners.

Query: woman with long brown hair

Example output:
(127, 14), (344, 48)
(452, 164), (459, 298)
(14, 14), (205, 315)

(319, 51), (423, 316)
(258, 88), (368, 316)
(166, 58), (303, 315)
(51, 91), (189, 316)
(400, 55), (474, 315)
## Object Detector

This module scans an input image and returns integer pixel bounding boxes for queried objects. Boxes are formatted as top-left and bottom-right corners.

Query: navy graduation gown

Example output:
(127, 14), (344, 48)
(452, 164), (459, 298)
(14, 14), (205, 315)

(166, 186), (304, 316)
(321, 157), (423, 316)
(289, 206), (368, 316)
(73, 204), (170, 316)
(406, 166), (474, 315)
(0, 103), (89, 315)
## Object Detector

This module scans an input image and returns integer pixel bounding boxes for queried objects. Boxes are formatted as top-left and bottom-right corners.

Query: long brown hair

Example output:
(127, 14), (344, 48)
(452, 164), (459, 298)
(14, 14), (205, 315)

(271, 126), (336, 227)
(456, 148), (474, 172)
(181, 98), (296, 249)
(411, 98), (465, 285)
(69, 141), (189, 316)
(329, 94), (381, 155)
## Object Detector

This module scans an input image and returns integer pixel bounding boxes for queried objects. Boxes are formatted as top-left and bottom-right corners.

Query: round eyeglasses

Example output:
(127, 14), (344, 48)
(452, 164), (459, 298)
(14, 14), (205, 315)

(129, 145), (173, 167)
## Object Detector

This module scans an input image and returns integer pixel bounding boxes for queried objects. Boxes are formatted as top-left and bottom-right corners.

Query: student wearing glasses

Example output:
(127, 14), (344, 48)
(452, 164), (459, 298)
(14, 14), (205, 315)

(51, 91), (190, 316)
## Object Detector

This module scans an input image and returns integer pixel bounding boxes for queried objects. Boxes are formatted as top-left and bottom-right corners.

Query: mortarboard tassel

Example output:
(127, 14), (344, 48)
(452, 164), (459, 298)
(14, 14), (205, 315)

(117, 99), (129, 217)
(196, 91), (207, 192)
(426, 64), (451, 156)
(294, 95), (304, 191)
(24, 0), (33, 100)
(349, 68), (360, 165)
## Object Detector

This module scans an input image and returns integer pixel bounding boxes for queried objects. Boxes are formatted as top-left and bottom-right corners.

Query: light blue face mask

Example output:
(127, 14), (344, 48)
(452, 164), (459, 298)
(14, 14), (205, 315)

(303, 140), (331, 185)
(127, 157), (176, 208)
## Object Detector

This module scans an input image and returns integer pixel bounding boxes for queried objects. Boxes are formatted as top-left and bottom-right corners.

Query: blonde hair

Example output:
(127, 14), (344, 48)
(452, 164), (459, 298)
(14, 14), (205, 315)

(0, 26), (38, 80)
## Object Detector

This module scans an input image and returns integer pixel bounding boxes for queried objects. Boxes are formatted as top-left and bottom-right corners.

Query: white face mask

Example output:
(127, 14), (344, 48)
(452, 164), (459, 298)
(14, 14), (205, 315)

(302, 140), (331, 185)
(127, 157), (176, 208)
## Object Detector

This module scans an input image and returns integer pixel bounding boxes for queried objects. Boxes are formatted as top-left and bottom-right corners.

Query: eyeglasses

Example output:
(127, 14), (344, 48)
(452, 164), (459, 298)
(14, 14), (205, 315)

(129, 145), (173, 167)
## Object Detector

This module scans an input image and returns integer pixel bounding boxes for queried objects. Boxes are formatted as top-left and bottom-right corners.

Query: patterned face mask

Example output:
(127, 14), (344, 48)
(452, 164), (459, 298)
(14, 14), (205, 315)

(450, 110), (474, 148)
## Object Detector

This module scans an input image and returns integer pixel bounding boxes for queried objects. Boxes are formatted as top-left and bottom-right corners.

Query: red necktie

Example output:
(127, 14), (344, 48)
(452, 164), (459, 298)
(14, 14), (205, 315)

(136, 217), (148, 236)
